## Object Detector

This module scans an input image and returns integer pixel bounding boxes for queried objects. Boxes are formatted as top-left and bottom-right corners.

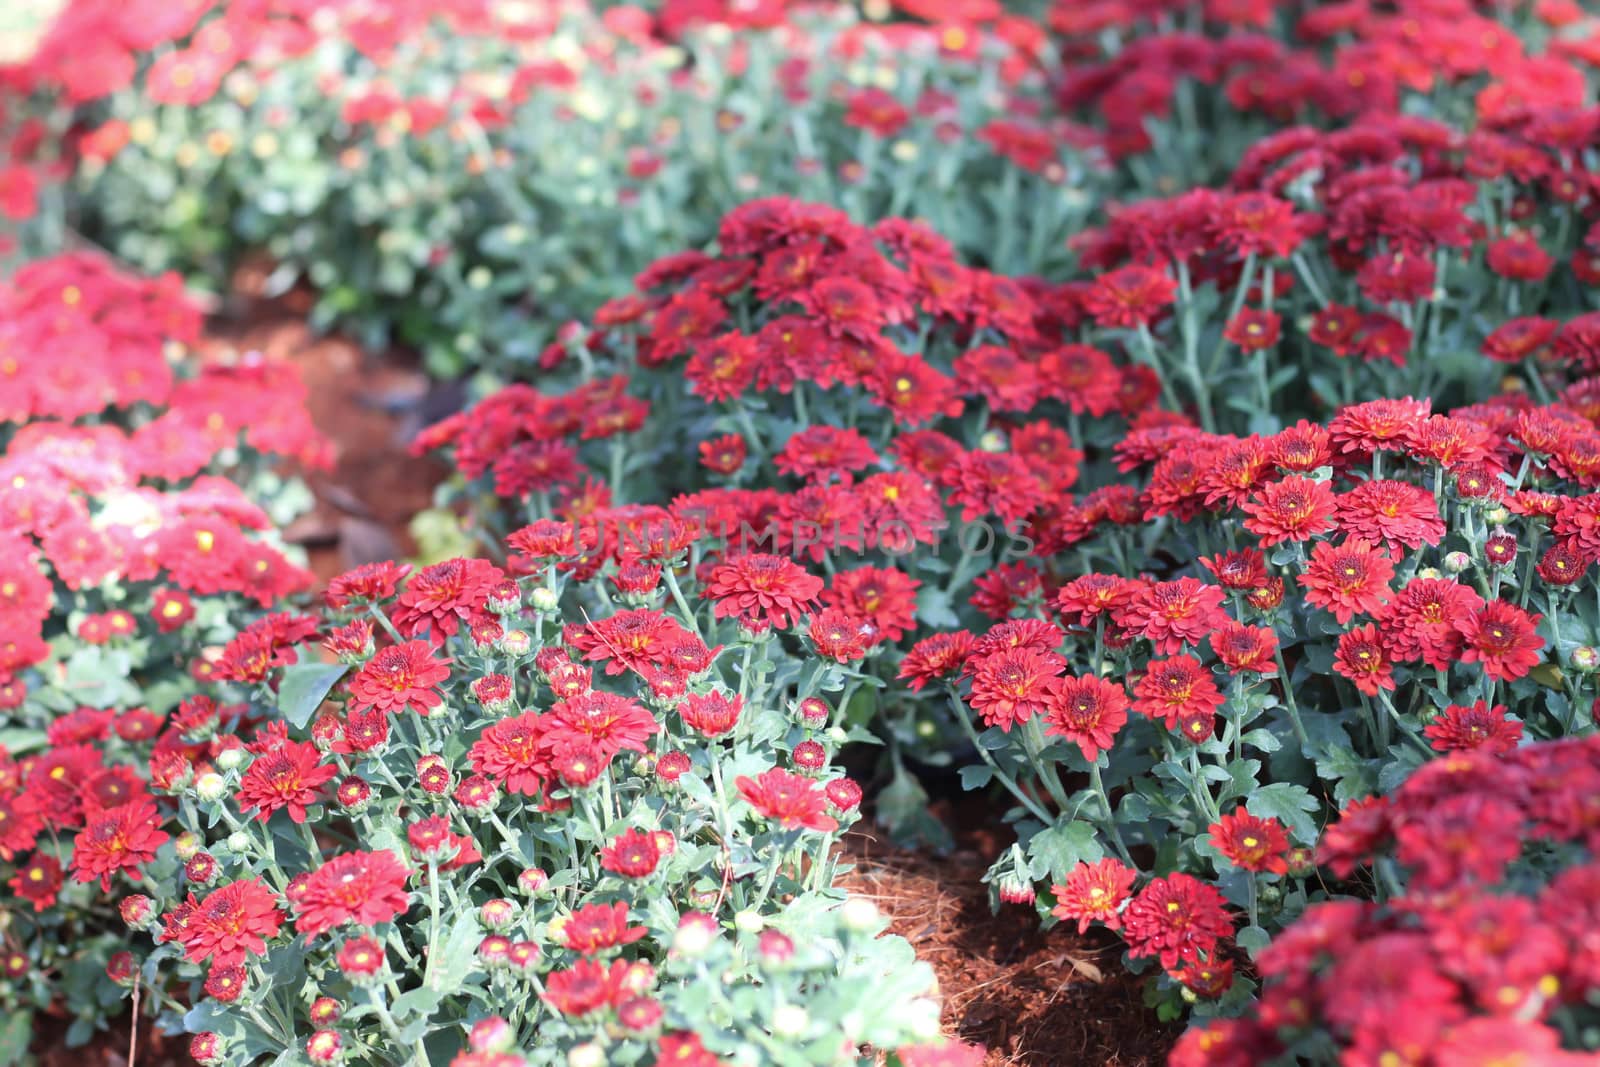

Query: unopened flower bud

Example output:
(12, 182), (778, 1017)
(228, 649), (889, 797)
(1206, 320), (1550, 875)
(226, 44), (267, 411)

(1442, 551), (1471, 574)
(1572, 646), (1599, 672)
(1285, 847), (1317, 878)
(106, 951), (136, 986)
(1485, 532), (1518, 567)
(306, 1030), (342, 1063)
(529, 587), (560, 613)
(416, 754), (452, 796)
(498, 628), (533, 656)
(226, 831), (251, 853)
(772, 1005), (810, 1039)
(215, 747), (245, 772)
(797, 697), (830, 728)
(656, 751), (691, 784)
(480, 898), (516, 930)
(487, 581), (522, 614)
(470, 1017), (514, 1054)
(734, 909), (764, 934)
(194, 772), (227, 802)
(190, 1034), (224, 1065)
(997, 874), (1036, 906)
(309, 997), (342, 1026)
(119, 894), (156, 929)
(673, 912), (718, 957)
(174, 831), (203, 862)
(791, 740), (827, 771)
(337, 777), (372, 812)
(840, 898), (879, 933)
(185, 852), (220, 886)
(758, 931), (794, 965)
(478, 935), (512, 969)
(517, 867), (549, 895)
(1483, 505), (1510, 525)
(568, 1045), (604, 1067)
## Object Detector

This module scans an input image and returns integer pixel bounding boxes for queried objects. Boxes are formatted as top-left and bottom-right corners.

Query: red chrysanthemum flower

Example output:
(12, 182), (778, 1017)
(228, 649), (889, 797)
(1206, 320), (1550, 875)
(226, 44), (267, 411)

(1208, 808), (1290, 874)
(809, 608), (869, 663)
(1043, 675), (1129, 762)
(1083, 265), (1177, 328)
(542, 958), (639, 1017)
(1121, 577), (1227, 655)
(1334, 480), (1446, 551)
(967, 647), (1066, 732)
(70, 800), (169, 891)
(1455, 601), (1544, 682)
(1050, 858), (1138, 933)
(735, 767), (838, 832)
(1055, 574), (1141, 628)
(176, 878), (284, 966)
(1299, 539), (1395, 625)
(348, 640), (451, 717)
(823, 566), (920, 644)
(324, 561), (413, 611)
(237, 741), (338, 824)
(9, 852), (62, 911)
(1121, 873), (1234, 970)
(1132, 656), (1225, 733)
(1210, 621), (1279, 676)
(898, 632), (976, 691)
(295, 851), (413, 936)
(1333, 624), (1395, 696)
(561, 901), (648, 956)
(391, 557), (504, 645)
(1223, 308), (1281, 351)
(1378, 577), (1485, 670)
(546, 691), (658, 760)
(600, 828), (662, 878)
(1424, 701), (1523, 754)
(1241, 477), (1338, 546)
(704, 554), (823, 630)
(469, 712), (551, 797)
(678, 691), (742, 738)
(1327, 397), (1431, 457)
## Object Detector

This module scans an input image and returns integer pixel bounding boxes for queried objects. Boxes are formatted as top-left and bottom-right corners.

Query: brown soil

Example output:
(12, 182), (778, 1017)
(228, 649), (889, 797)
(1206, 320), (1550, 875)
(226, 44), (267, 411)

(841, 803), (1179, 1066)
(197, 285), (448, 584)
(32, 1012), (183, 1067)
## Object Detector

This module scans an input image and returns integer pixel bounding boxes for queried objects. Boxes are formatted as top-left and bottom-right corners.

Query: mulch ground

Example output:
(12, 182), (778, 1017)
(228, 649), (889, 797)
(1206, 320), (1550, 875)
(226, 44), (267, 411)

(841, 805), (1177, 1066)
(39, 306), (1177, 1065)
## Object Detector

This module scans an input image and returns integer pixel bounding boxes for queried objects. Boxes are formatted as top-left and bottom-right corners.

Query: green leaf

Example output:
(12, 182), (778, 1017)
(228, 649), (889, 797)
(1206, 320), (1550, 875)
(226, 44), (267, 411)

(1025, 820), (1103, 882)
(876, 765), (954, 852)
(914, 585), (961, 629)
(390, 986), (444, 1023)
(277, 661), (349, 729)
(0, 729), (46, 756)
(0, 1010), (31, 1067)
(959, 765), (994, 791)
(1245, 782), (1321, 845)
(1236, 924), (1271, 957)
(429, 912), (484, 992)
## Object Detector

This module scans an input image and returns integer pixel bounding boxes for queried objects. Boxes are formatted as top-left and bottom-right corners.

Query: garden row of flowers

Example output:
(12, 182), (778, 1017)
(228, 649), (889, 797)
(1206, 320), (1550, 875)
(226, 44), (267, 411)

(3, 0), (1600, 1065)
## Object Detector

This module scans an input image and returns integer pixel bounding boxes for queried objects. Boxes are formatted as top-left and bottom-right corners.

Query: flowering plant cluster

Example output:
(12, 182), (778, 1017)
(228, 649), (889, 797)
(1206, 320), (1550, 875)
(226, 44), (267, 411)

(419, 168), (1600, 1048)
(0, 250), (328, 1046)
(3, 0), (1088, 378)
(92, 542), (951, 1065)
(1171, 734), (1600, 1066)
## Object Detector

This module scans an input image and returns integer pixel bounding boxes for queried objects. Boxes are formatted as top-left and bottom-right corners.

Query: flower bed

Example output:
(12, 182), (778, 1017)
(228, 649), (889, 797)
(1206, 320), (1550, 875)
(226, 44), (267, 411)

(5, 0), (1600, 1064)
